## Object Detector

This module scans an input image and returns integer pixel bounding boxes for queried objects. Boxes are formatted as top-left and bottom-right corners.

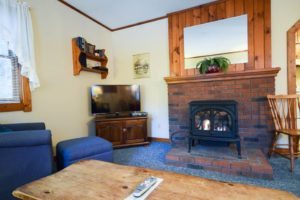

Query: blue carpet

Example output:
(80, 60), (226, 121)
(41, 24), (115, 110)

(113, 142), (300, 196)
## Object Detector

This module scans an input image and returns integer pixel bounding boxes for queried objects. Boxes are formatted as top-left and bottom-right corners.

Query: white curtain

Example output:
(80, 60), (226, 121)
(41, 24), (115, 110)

(0, 0), (39, 90)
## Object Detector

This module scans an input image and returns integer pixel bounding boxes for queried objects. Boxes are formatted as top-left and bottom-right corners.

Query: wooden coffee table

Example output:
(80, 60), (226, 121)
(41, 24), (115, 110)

(13, 160), (298, 200)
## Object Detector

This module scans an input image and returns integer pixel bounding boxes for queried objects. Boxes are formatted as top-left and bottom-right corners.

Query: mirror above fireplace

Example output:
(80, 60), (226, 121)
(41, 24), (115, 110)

(184, 15), (248, 69)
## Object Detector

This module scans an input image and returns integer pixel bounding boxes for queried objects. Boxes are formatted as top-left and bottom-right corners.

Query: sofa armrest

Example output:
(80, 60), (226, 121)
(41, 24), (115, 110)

(2, 122), (46, 131)
(0, 130), (52, 147)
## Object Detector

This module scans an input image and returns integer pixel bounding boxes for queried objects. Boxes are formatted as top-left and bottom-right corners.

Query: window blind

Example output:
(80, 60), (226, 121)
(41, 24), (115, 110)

(0, 55), (21, 103)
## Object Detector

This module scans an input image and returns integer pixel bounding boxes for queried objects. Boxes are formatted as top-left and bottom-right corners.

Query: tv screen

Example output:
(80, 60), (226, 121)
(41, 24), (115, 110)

(91, 85), (141, 114)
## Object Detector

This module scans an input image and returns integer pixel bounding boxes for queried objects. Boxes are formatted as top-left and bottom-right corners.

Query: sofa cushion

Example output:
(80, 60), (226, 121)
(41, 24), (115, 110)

(2, 123), (45, 131)
(0, 130), (52, 147)
(0, 125), (12, 134)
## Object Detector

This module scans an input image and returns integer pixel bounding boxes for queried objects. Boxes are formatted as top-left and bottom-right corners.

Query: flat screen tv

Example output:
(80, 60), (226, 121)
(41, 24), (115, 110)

(90, 85), (141, 115)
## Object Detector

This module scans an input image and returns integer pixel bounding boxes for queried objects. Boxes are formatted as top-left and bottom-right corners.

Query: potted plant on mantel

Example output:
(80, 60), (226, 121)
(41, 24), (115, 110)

(196, 56), (231, 74)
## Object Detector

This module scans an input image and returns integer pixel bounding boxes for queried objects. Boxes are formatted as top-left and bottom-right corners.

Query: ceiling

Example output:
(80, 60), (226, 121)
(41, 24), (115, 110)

(63, 0), (216, 30)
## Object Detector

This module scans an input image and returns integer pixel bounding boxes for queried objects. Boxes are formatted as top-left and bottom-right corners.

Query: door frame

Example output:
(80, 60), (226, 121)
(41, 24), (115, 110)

(287, 19), (300, 94)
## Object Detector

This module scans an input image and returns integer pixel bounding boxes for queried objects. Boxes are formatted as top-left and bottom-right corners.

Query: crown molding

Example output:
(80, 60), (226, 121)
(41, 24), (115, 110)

(58, 0), (167, 32)
(112, 16), (167, 31)
(58, 0), (113, 31)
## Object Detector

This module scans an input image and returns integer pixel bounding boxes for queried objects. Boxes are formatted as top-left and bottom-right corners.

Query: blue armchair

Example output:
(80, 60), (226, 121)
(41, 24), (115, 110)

(0, 123), (54, 200)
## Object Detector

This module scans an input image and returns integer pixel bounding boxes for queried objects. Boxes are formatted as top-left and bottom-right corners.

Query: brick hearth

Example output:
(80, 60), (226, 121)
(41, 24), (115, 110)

(167, 77), (275, 154)
(165, 145), (273, 179)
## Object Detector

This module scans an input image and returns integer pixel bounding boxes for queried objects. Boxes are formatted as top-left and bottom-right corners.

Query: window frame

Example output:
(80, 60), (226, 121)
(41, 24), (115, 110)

(0, 68), (32, 112)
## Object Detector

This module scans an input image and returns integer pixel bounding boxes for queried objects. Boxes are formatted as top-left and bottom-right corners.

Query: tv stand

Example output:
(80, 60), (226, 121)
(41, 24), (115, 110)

(95, 116), (149, 148)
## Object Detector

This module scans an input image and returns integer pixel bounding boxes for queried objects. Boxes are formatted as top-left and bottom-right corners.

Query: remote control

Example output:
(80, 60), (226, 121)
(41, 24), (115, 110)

(133, 176), (157, 197)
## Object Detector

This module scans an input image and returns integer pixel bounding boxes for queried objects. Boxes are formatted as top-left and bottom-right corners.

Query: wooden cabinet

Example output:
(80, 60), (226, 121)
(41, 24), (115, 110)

(72, 38), (108, 79)
(95, 116), (149, 148)
(95, 120), (123, 146)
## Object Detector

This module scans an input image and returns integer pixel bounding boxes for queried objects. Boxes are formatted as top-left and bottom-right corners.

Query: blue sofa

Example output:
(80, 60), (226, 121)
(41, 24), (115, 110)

(0, 123), (53, 200)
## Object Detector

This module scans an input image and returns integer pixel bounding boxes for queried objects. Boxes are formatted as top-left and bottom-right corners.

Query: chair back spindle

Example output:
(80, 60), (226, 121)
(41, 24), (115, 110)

(267, 95), (300, 130)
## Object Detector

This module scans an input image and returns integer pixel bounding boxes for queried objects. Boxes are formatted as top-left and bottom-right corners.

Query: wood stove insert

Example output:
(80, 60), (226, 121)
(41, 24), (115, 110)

(188, 100), (241, 158)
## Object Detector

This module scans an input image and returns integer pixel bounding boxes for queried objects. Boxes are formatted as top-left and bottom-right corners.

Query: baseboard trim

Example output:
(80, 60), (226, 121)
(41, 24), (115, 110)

(148, 137), (170, 143)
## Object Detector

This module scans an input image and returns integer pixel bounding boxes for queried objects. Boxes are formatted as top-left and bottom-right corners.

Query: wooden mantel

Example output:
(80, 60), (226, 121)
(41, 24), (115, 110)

(165, 67), (280, 84)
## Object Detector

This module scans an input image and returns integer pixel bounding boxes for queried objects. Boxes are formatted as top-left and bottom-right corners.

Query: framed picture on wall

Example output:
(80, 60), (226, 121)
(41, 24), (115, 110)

(133, 53), (150, 79)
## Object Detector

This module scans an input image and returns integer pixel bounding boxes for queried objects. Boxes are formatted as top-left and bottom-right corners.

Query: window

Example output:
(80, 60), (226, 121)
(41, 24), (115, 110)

(0, 48), (31, 112)
(0, 0), (37, 112)
(0, 54), (20, 103)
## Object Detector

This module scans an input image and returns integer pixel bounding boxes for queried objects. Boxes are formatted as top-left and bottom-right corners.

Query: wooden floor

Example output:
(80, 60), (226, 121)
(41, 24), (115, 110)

(13, 160), (299, 200)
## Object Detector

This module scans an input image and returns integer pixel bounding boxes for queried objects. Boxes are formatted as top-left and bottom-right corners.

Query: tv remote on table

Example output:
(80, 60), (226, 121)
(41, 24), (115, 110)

(133, 176), (158, 197)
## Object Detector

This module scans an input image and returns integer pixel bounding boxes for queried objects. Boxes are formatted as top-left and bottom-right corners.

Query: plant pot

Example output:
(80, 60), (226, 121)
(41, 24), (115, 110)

(206, 65), (220, 73)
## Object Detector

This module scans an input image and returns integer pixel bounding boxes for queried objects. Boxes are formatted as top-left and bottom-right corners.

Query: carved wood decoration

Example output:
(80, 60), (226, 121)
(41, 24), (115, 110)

(168, 0), (271, 77)
(287, 19), (300, 94)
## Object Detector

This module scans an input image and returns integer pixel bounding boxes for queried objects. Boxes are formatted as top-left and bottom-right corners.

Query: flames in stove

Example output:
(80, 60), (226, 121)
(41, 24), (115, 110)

(194, 110), (232, 132)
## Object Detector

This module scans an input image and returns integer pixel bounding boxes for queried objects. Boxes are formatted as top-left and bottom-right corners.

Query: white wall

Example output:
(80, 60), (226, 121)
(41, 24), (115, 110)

(272, 0), (300, 94)
(1, 0), (299, 145)
(0, 0), (170, 144)
(296, 67), (300, 92)
(112, 20), (170, 138)
(0, 0), (114, 145)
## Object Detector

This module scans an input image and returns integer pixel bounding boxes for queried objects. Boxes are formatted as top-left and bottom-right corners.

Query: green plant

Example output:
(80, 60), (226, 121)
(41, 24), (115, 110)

(196, 56), (231, 74)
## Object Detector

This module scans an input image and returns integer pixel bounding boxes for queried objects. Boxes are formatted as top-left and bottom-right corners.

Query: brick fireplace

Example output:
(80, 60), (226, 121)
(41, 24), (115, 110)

(166, 71), (279, 153)
(164, 68), (280, 178)
(164, 0), (277, 178)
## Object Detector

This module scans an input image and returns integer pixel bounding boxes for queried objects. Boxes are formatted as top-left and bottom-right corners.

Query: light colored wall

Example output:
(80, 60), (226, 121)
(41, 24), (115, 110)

(1, 0), (300, 144)
(296, 67), (300, 93)
(111, 20), (170, 138)
(272, 0), (300, 94)
(0, 0), (114, 145)
(0, 0), (170, 143)
(296, 31), (300, 64)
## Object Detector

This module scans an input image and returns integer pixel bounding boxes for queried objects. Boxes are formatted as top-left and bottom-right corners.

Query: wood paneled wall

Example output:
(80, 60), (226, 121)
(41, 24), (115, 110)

(168, 0), (271, 77)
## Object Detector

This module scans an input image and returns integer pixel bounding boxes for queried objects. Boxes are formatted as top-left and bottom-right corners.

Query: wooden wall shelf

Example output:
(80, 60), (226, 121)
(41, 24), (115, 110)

(72, 38), (108, 79)
(165, 67), (281, 84)
(85, 52), (108, 63)
(81, 67), (106, 74)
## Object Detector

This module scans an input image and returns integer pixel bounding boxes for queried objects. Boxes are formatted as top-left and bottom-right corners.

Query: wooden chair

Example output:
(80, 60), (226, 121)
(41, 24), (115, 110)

(267, 95), (300, 172)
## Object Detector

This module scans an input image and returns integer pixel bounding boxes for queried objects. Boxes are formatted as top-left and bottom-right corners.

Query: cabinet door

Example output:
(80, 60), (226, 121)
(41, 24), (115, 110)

(96, 121), (123, 145)
(125, 119), (147, 144)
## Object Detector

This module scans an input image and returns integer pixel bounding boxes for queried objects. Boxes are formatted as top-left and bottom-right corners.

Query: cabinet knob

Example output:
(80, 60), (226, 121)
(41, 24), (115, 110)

(123, 128), (127, 132)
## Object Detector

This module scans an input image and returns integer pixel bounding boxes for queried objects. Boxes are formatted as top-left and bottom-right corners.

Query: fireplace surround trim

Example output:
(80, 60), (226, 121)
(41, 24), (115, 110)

(164, 67), (280, 84)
